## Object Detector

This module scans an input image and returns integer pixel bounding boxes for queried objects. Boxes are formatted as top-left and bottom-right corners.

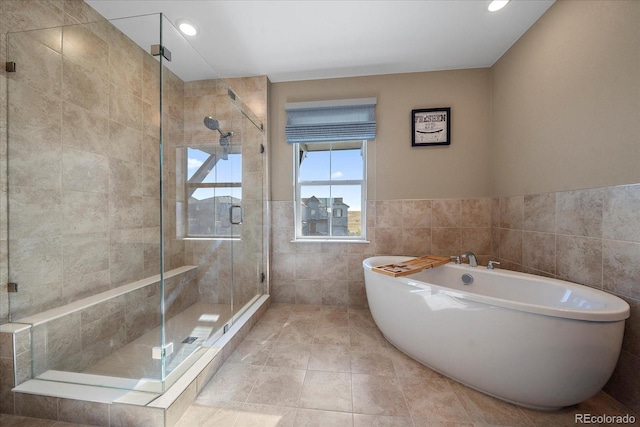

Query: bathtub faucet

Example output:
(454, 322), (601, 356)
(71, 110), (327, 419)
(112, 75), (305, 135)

(461, 252), (478, 267)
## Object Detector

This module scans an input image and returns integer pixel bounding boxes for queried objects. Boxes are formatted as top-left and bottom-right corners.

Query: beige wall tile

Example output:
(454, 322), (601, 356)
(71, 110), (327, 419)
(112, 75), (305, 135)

(62, 57), (109, 115)
(499, 196), (523, 230)
(524, 192), (555, 233)
(401, 199), (431, 228)
(556, 235), (603, 289)
(461, 199), (491, 227)
(460, 228), (491, 256)
(498, 229), (522, 265)
(603, 239), (640, 300)
(556, 188), (604, 238)
(8, 186), (62, 239)
(109, 84), (142, 130)
(621, 296), (640, 356)
(603, 350), (640, 415)
(375, 200), (402, 228)
(109, 403), (164, 427)
(401, 228), (431, 257)
(62, 102), (110, 155)
(62, 24), (109, 79)
(603, 184), (640, 242)
(14, 393), (57, 419)
(58, 398), (109, 426)
(432, 199), (460, 227)
(62, 147), (109, 193)
(431, 227), (460, 257)
(322, 280), (349, 306)
(7, 31), (62, 96)
(3, 0), (64, 33)
(62, 191), (109, 235)
(0, 357), (14, 414)
(522, 231), (556, 275)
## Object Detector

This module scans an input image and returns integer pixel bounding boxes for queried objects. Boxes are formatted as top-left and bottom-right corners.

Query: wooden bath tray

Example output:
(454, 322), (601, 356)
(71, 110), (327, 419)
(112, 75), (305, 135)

(372, 255), (450, 277)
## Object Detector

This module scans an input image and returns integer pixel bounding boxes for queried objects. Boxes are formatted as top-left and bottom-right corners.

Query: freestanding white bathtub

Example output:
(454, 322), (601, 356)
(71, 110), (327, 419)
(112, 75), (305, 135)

(363, 256), (630, 410)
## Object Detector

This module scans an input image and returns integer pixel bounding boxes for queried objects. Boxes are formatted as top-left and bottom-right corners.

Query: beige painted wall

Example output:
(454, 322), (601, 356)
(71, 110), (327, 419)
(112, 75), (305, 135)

(491, 0), (640, 197)
(269, 69), (492, 201)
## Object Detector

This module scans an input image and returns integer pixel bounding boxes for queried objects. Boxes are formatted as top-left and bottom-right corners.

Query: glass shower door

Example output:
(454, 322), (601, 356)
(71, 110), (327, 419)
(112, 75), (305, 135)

(229, 94), (266, 320)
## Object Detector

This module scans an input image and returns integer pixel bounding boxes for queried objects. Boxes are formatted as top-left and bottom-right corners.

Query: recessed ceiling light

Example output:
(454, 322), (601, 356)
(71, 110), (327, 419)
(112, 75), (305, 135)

(176, 19), (198, 36)
(488, 0), (510, 12)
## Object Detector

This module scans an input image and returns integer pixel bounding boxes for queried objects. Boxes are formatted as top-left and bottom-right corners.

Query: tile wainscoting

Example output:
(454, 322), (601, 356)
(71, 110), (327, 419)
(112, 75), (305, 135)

(270, 198), (493, 307)
(271, 184), (639, 412)
(492, 183), (640, 413)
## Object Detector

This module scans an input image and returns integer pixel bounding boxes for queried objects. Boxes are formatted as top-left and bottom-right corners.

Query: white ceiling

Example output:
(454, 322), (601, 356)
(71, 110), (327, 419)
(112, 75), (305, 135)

(86, 0), (555, 83)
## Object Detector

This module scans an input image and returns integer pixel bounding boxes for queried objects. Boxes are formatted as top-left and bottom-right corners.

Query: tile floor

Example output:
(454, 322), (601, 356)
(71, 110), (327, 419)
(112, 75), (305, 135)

(174, 303), (637, 426)
(1, 303), (637, 426)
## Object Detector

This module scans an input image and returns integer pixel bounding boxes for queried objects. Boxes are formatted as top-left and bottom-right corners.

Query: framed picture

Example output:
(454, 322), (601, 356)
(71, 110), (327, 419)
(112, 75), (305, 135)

(411, 107), (451, 146)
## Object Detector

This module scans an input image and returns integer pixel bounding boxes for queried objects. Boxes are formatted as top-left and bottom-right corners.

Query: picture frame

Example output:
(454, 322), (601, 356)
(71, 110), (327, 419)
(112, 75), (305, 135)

(411, 107), (451, 147)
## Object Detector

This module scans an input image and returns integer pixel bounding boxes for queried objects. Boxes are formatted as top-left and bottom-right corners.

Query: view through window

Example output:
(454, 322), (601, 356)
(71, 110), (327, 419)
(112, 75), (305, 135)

(185, 147), (242, 238)
(295, 141), (366, 239)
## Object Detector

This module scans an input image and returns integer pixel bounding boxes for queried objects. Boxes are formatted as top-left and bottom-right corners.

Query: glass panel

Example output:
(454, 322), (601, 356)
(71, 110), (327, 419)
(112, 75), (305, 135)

(330, 143), (364, 180)
(159, 14), (226, 386)
(5, 11), (266, 396)
(187, 148), (242, 183)
(6, 14), (165, 389)
(229, 92), (265, 320)
(331, 185), (364, 237)
(188, 187), (242, 236)
(162, 47), (265, 388)
(299, 148), (330, 181)
(300, 186), (330, 237)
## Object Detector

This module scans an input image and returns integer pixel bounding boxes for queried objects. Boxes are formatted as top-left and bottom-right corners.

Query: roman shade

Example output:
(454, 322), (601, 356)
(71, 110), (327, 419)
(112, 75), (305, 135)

(285, 98), (377, 143)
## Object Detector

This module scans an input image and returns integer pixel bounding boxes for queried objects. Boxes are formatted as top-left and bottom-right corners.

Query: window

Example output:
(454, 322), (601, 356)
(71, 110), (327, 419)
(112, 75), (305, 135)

(183, 147), (241, 238)
(294, 141), (366, 240)
(285, 97), (376, 241)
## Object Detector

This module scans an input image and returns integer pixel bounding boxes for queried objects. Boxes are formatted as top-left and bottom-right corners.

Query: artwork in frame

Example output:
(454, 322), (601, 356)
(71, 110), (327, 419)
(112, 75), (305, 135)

(411, 107), (451, 146)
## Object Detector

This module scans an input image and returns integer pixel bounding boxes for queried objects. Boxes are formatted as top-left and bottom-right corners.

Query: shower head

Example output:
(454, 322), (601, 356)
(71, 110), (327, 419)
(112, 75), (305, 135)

(204, 116), (220, 132)
(204, 116), (234, 147)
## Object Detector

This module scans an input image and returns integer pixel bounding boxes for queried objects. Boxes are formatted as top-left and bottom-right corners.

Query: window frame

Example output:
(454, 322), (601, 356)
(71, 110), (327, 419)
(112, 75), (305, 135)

(293, 141), (367, 242)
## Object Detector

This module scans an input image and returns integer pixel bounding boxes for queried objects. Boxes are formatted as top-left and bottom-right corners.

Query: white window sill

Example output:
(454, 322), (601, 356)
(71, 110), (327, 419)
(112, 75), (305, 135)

(291, 239), (370, 244)
(184, 237), (241, 241)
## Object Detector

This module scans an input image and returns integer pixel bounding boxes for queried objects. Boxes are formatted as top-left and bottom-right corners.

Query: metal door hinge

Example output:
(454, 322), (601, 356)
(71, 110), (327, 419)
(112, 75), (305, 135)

(152, 342), (174, 359)
(150, 44), (171, 61)
(260, 273), (266, 283)
(260, 143), (265, 154)
(8, 283), (18, 293)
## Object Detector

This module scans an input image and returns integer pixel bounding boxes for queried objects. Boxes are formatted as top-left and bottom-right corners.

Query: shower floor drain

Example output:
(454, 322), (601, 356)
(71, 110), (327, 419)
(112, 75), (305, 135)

(181, 336), (198, 344)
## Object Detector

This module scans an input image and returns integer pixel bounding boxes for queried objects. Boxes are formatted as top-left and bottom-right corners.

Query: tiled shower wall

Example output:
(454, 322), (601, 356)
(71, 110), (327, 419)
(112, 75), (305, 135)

(492, 184), (640, 412)
(2, 12), (173, 321)
(271, 198), (493, 306)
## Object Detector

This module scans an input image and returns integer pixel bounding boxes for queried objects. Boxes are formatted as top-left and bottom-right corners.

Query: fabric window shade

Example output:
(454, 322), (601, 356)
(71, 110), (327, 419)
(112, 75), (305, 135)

(285, 98), (376, 143)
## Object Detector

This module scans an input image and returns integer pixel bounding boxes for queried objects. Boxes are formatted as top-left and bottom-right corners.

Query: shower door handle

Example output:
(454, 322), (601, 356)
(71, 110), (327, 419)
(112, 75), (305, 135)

(230, 205), (243, 225)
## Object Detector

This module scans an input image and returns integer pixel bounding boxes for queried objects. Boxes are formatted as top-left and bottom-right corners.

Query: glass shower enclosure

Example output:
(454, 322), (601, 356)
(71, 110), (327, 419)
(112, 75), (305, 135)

(5, 13), (266, 393)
